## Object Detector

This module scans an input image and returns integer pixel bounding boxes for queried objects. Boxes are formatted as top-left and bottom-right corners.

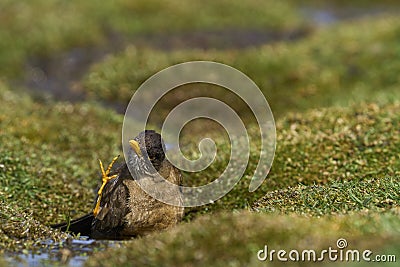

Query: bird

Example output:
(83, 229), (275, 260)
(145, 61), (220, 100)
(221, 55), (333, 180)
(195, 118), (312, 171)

(52, 130), (184, 239)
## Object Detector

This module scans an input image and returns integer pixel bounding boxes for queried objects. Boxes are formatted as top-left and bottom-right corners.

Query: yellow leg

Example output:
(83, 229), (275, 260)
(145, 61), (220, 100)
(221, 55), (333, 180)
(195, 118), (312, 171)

(93, 155), (120, 216)
(93, 197), (102, 217)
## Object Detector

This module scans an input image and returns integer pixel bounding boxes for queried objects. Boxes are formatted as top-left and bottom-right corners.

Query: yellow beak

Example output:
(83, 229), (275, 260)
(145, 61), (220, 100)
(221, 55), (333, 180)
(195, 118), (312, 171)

(129, 140), (142, 156)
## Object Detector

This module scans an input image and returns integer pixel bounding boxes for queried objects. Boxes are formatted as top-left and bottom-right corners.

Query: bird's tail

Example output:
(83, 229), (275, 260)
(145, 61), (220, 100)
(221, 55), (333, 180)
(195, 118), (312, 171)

(51, 213), (94, 237)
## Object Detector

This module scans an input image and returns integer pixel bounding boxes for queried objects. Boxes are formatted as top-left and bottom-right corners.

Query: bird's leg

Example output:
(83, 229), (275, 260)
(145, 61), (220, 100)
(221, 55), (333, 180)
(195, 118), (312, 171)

(93, 155), (120, 216)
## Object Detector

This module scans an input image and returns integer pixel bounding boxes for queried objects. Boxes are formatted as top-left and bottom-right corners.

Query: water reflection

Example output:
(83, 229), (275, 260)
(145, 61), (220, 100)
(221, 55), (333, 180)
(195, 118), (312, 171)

(5, 236), (120, 267)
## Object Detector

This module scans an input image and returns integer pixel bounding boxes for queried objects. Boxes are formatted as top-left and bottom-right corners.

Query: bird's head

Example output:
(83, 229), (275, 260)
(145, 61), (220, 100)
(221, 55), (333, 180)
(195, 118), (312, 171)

(128, 130), (166, 175)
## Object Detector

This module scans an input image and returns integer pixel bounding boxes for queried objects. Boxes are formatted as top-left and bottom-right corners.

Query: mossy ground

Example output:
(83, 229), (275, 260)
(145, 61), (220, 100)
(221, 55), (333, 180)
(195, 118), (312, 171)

(0, 0), (306, 78)
(85, 210), (400, 267)
(0, 1), (399, 266)
(82, 15), (400, 117)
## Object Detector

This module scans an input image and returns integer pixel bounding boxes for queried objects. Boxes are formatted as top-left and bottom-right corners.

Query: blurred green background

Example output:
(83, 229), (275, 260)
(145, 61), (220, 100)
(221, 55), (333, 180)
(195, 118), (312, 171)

(0, 0), (399, 266)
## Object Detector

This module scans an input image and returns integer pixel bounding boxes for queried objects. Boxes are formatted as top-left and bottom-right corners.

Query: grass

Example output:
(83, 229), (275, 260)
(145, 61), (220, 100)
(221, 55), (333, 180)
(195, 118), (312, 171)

(0, 1), (400, 266)
(0, 0), (307, 78)
(0, 200), (67, 252)
(85, 210), (400, 267)
(182, 101), (400, 219)
(0, 84), (122, 251)
(253, 177), (400, 215)
(1, 77), (399, 253)
(82, 15), (400, 117)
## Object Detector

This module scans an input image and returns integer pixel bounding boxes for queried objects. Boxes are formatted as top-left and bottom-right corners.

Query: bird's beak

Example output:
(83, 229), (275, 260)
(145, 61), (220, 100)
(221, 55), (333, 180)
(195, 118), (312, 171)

(129, 140), (142, 157)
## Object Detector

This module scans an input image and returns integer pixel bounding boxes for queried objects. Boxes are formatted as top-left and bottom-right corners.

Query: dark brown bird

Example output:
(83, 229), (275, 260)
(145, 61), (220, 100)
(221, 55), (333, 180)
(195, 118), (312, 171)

(52, 130), (184, 239)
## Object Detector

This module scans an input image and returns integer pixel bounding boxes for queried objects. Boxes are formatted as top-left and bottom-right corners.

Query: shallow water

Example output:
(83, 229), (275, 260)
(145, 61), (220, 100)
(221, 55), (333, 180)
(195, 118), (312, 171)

(5, 237), (119, 267)
(6, 252), (87, 267)
(301, 5), (398, 25)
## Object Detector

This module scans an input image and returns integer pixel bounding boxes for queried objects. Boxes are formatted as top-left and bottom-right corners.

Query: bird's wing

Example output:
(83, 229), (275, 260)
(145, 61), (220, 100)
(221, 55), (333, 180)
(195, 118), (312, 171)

(91, 167), (130, 239)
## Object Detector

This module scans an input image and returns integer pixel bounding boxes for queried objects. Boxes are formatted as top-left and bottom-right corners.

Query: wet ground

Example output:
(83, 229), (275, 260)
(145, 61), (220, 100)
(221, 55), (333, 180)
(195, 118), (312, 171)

(5, 237), (120, 267)
(7, 5), (400, 267)
(23, 6), (399, 112)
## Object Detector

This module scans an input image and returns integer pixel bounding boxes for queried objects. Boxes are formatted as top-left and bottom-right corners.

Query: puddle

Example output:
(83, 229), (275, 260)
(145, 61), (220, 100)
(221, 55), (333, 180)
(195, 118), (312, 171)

(26, 48), (97, 103)
(302, 5), (399, 25)
(24, 31), (126, 104)
(7, 252), (87, 267)
(5, 236), (120, 267)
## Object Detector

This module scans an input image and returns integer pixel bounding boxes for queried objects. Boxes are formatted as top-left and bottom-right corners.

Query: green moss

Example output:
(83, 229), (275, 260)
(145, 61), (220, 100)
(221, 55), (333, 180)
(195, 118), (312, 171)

(0, 0), (106, 78)
(85, 210), (400, 267)
(0, 86), (122, 231)
(253, 177), (400, 215)
(110, 0), (305, 34)
(182, 101), (400, 218)
(1, 4), (399, 264)
(0, 200), (67, 252)
(1, 83), (398, 258)
(82, 15), (400, 116)
(0, 0), (306, 78)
